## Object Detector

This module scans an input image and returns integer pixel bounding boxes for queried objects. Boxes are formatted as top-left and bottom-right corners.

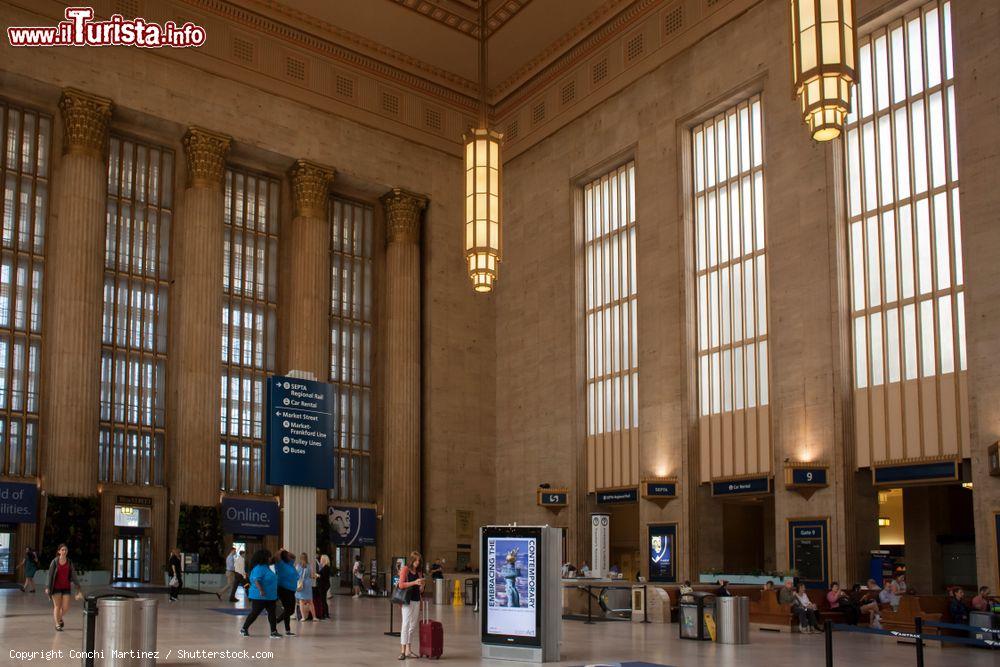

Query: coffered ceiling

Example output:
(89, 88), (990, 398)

(230, 0), (632, 101)
(84, 0), (756, 157)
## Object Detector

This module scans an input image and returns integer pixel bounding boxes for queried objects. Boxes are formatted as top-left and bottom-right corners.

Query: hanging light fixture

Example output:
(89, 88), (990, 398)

(790, 0), (858, 141)
(464, 0), (502, 292)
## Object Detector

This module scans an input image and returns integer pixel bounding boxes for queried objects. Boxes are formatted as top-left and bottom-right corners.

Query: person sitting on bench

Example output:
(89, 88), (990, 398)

(948, 587), (969, 625)
(792, 583), (823, 634)
(778, 579), (796, 605)
(827, 582), (859, 625)
(971, 586), (991, 612)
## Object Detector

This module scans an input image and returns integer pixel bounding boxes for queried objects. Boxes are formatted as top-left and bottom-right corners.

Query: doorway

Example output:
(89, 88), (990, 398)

(113, 533), (149, 582)
(0, 527), (14, 578)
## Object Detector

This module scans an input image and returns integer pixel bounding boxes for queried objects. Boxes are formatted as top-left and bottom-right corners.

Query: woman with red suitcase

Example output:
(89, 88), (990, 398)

(397, 551), (426, 660)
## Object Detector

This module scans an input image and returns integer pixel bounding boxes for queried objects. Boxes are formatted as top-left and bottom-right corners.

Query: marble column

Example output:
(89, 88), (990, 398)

(168, 127), (230, 507)
(379, 188), (426, 562)
(280, 160), (334, 379)
(280, 160), (334, 557)
(40, 89), (112, 497)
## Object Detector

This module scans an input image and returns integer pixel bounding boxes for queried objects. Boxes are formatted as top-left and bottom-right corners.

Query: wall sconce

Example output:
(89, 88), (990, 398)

(961, 482), (973, 490)
(877, 517), (891, 527)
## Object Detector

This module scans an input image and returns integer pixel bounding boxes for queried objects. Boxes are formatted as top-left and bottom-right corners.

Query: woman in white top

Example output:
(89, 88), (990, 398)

(792, 583), (823, 633)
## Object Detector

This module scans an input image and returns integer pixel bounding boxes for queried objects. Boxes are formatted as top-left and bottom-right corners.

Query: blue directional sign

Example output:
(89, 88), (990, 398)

(712, 476), (772, 497)
(266, 375), (335, 489)
(596, 488), (638, 504)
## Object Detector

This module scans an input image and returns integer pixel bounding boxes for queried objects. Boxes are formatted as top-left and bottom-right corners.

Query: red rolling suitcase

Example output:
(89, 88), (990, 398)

(419, 600), (444, 659)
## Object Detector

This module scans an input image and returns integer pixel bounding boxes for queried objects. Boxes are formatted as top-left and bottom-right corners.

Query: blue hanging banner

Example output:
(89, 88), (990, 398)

(0, 481), (37, 523)
(328, 506), (377, 546)
(266, 375), (336, 489)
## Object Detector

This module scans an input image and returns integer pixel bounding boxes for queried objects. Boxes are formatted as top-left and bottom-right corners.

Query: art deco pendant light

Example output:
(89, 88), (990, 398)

(463, 1), (502, 292)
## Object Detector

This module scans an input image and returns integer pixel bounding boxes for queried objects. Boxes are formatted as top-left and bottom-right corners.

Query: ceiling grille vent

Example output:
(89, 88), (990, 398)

(561, 81), (576, 106)
(382, 92), (400, 116)
(232, 37), (254, 65)
(532, 102), (546, 125)
(335, 75), (354, 98)
(625, 33), (645, 63)
(285, 57), (306, 81)
(505, 119), (519, 141)
(664, 5), (684, 35)
(592, 57), (609, 85)
(424, 107), (442, 130)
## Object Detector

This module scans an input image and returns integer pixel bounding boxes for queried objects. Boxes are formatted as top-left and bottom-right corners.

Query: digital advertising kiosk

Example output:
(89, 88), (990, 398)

(480, 525), (561, 663)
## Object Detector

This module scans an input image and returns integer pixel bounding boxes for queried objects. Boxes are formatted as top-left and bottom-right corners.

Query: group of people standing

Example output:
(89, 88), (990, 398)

(239, 548), (333, 638)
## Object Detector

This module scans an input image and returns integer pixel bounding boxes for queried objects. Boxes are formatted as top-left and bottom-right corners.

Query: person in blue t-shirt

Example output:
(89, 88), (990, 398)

(274, 549), (299, 636)
(240, 550), (280, 639)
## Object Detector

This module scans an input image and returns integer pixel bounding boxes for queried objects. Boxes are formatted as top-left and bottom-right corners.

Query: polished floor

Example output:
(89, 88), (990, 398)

(0, 587), (996, 666)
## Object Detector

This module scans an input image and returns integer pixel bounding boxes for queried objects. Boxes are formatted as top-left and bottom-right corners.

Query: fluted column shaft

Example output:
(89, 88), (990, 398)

(281, 160), (334, 378)
(41, 89), (112, 496)
(380, 188), (426, 561)
(168, 127), (230, 506)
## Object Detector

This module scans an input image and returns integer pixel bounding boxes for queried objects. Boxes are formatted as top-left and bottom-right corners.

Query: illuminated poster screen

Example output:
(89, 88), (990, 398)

(481, 526), (542, 647)
(648, 524), (676, 583)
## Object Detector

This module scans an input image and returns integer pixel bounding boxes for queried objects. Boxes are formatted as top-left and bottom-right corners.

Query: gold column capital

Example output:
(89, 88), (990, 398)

(182, 126), (231, 188)
(380, 187), (428, 245)
(58, 88), (112, 158)
(290, 159), (335, 219)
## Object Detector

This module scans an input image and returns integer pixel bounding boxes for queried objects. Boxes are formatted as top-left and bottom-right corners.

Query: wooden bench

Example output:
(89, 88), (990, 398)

(880, 595), (945, 634)
(748, 589), (845, 632)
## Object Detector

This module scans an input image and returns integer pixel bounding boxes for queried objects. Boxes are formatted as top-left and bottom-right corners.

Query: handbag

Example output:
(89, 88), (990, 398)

(169, 575), (179, 587)
(391, 585), (408, 605)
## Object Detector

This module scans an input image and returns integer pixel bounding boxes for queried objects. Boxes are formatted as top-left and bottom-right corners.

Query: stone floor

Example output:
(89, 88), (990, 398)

(1, 588), (996, 666)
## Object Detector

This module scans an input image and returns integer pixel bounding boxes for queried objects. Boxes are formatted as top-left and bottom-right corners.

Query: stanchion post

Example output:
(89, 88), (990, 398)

(824, 620), (833, 667)
(585, 585), (594, 625)
(642, 584), (650, 624)
(915, 617), (925, 667)
(82, 597), (99, 667)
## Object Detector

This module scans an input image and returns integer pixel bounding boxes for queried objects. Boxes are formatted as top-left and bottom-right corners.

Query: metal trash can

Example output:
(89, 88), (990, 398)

(678, 592), (715, 640)
(969, 611), (999, 642)
(95, 596), (159, 666)
(716, 596), (750, 644)
(434, 578), (448, 605)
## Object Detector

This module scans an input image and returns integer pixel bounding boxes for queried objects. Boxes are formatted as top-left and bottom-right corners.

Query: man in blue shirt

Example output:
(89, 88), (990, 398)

(217, 546), (237, 601)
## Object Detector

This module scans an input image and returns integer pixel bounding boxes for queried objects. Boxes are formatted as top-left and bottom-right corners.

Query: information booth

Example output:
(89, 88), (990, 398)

(480, 525), (561, 663)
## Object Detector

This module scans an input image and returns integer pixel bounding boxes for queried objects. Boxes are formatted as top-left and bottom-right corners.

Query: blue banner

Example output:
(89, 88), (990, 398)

(328, 506), (376, 546)
(221, 498), (280, 536)
(0, 481), (37, 523)
(266, 375), (335, 489)
(597, 488), (638, 504)
(712, 476), (771, 496)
